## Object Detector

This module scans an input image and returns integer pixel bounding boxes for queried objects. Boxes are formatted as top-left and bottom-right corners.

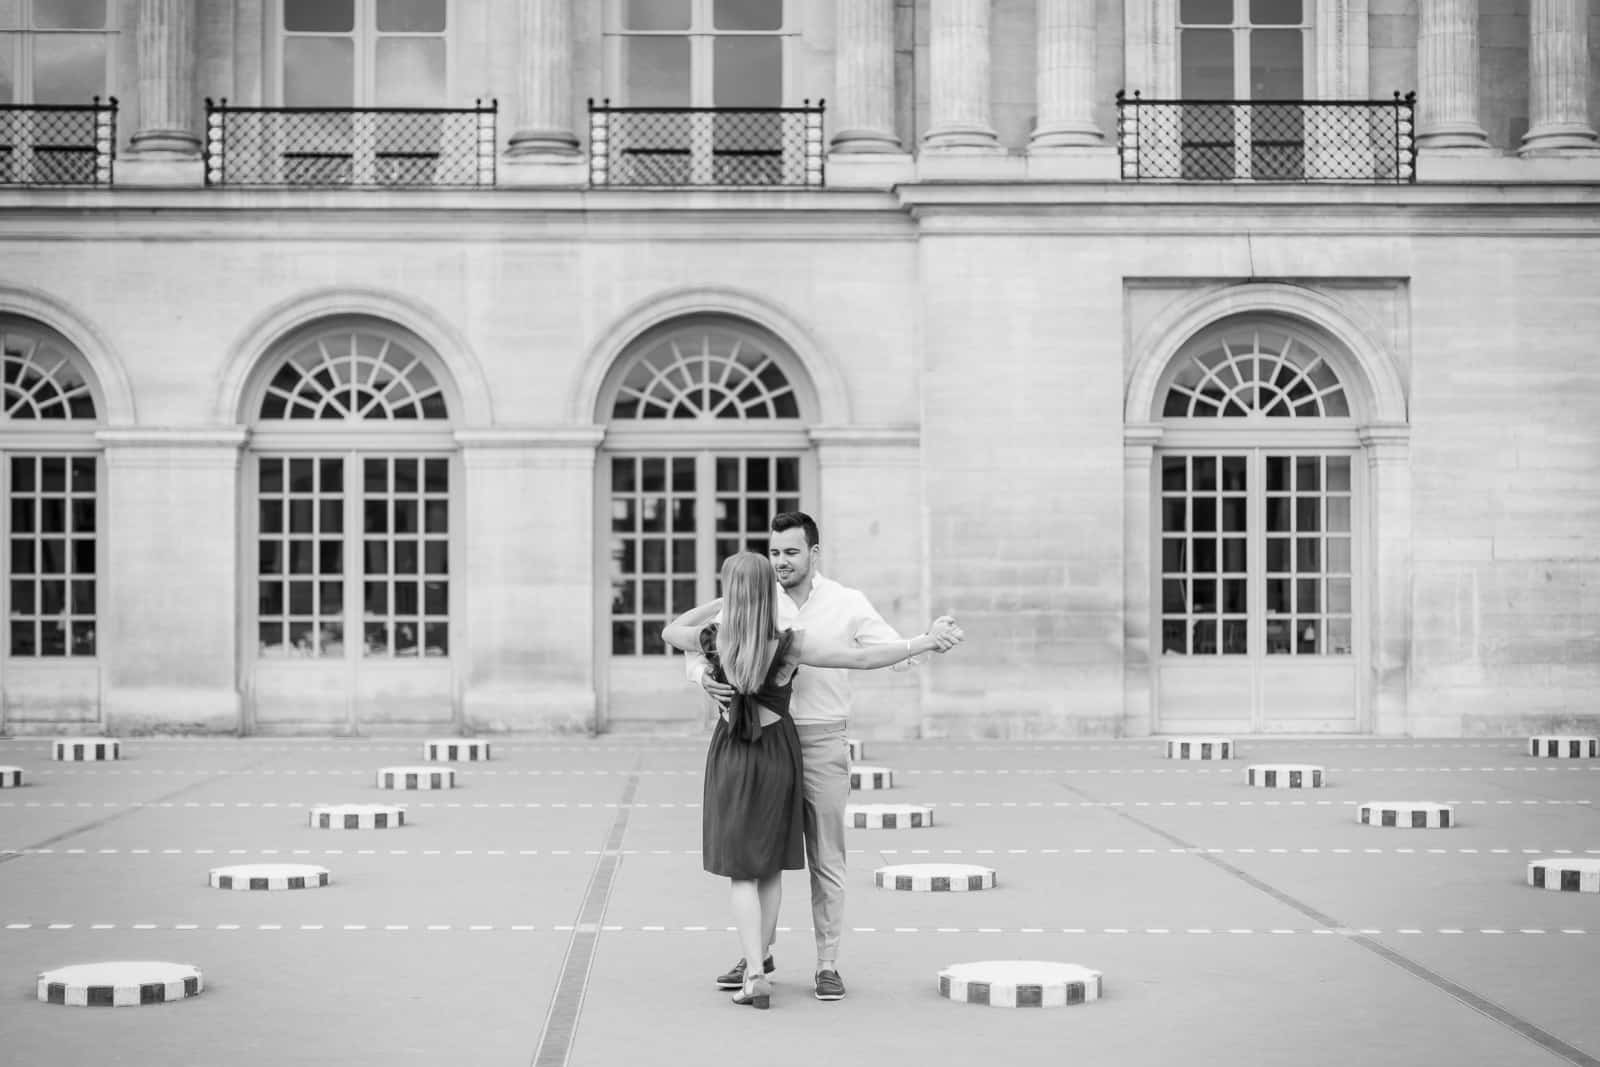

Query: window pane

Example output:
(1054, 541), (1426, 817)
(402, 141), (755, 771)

(377, 0), (445, 32)
(33, 33), (104, 102)
(624, 36), (690, 106)
(376, 37), (445, 107)
(285, 0), (352, 32)
(625, 0), (690, 30)
(715, 0), (782, 31)
(1250, 28), (1303, 100)
(0, 45), (13, 102)
(713, 36), (781, 108)
(1179, 0), (1232, 23)
(1249, 0), (1302, 24)
(1180, 28), (1232, 98)
(34, 0), (104, 29)
(284, 37), (354, 106)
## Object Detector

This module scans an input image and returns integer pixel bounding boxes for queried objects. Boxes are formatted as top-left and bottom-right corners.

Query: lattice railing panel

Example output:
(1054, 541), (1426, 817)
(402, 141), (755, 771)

(589, 101), (825, 188)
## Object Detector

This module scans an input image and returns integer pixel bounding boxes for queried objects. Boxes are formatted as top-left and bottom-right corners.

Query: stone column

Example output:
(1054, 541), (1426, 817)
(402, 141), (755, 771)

(1030, 0), (1103, 148)
(501, 0), (585, 185)
(1122, 425), (1163, 737)
(1414, 0), (1490, 150)
(1360, 425), (1413, 736)
(129, 0), (199, 157)
(1520, 0), (1599, 155)
(922, 0), (1001, 151)
(831, 0), (901, 153)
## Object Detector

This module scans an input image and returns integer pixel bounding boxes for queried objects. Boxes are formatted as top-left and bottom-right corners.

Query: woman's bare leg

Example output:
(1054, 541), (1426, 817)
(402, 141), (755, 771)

(729, 878), (765, 976)
(757, 873), (783, 960)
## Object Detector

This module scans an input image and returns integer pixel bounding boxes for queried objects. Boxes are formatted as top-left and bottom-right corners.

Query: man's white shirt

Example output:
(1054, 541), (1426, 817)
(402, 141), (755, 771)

(684, 573), (916, 726)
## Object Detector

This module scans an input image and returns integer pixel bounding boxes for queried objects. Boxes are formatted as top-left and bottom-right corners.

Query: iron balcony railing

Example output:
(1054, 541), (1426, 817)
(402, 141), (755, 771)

(588, 100), (825, 188)
(0, 98), (117, 187)
(1117, 91), (1416, 183)
(204, 99), (497, 188)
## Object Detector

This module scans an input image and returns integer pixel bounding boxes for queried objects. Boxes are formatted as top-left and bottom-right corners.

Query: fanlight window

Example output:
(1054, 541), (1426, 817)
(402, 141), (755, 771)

(611, 327), (800, 421)
(2, 325), (97, 421)
(1163, 328), (1349, 419)
(258, 327), (448, 422)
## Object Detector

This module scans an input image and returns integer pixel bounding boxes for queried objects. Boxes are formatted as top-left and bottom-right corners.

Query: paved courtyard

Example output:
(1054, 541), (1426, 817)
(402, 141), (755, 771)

(0, 734), (1597, 1067)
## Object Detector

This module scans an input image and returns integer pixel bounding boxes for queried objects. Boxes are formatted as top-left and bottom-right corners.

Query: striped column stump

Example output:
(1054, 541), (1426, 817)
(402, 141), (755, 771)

(847, 738), (864, 761)
(53, 738), (119, 761)
(0, 766), (23, 788)
(308, 803), (405, 830)
(938, 961), (1102, 1008)
(1528, 736), (1598, 759)
(209, 863), (331, 891)
(876, 863), (996, 892)
(38, 962), (203, 1007)
(424, 738), (491, 762)
(1165, 737), (1232, 760)
(376, 766), (456, 790)
(847, 803), (933, 829)
(849, 764), (894, 790)
(1358, 801), (1453, 829)
(1245, 764), (1324, 789)
(1527, 858), (1600, 894)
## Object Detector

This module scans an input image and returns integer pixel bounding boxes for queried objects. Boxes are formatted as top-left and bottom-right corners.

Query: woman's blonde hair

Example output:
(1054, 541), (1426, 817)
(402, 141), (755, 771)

(716, 552), (779, 693)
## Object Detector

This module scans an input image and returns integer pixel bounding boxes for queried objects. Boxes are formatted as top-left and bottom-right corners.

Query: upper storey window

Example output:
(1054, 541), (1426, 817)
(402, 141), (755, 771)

(618, 0), (786, 108)
(1179, 0), (1310, 101)
(278, 0), (448, 107)
(0, 0), (116, 104)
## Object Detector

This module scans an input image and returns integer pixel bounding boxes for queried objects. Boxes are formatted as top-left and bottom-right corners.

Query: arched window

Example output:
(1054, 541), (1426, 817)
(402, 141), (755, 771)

(600, 317), (813, 662)
(2, 317), (101, 658)
(248, 319), (454, 670)
(1162, 325), (1350, 418)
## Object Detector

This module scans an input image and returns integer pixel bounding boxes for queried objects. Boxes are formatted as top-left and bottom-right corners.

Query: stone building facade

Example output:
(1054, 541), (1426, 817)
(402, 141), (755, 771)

(0, 0), (1596, 738)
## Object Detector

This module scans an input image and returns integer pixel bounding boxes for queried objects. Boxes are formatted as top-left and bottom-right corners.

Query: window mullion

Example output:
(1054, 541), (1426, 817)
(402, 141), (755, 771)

(696, 452), (716, 602)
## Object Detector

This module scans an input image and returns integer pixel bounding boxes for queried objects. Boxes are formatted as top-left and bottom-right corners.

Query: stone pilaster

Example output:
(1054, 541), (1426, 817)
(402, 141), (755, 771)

(120, 0), (204, 186)
(1360, 425), (1413, 737)
(456, 429), (602, 732)
(1414, 0), (1490, 151)
(922, 0), (1002, 153)
(1520, 0), (1599, 155)
(1121, 425), (1163, 737)
(96, 429), (247, 734)
(501, 0), (585, 186)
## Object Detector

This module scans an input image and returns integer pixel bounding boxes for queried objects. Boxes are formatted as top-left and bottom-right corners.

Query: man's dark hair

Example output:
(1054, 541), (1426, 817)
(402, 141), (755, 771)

(771, 511), (819, 549)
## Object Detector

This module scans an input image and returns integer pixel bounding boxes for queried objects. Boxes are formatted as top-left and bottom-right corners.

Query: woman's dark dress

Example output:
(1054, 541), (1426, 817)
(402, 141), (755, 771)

(700, 625), (806, 879)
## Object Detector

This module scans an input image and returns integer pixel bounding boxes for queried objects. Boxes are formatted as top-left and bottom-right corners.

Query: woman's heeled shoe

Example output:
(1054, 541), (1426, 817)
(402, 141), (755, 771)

(732, 974), (771, 1010)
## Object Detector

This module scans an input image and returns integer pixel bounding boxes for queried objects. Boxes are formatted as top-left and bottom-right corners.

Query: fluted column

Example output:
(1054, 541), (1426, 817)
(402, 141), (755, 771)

(1030, 0), (1103, 148)
(130, 0), (198, 156)
(507, 0), (578, 156)
(1414, 0), (1490, 150)
(1521, 0), (1598, 155)
(922, 0), (1001, 151)
(832, 0), (900, 153)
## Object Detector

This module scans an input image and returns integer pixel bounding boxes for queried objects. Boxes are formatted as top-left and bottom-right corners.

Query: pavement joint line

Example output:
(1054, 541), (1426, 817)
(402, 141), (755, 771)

(1059, 779), (1600, 1067)
(1, 923), (1592, 936)
(532, 759), (640, 1067)
(7, 845), (1600, 857)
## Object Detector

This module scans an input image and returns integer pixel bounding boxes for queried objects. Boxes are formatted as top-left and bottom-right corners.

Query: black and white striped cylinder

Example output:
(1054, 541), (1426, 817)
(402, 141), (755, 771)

(308, 803), (406, 830)
(53, 738), (119, 761)
(1527, 857), (1600, 894)
(847, 803), (933, 829)
(876, 863), (995, 892)
(937, 961), (1102, 1008)
(38, 961), (203, 1007)
(0, 766), (23, 788)
(1165, 737), (1232, 760)
(376, 766), (456, 790)
(209, 863), (331, 891)
(846, 738), (864, 761)
(1528, 735), (1598, 759)
(1357, 801), (1453, 828)
(849, 764), (894, 791)
(1245, 764), (1324, 789)
(424, 738), (491, 762)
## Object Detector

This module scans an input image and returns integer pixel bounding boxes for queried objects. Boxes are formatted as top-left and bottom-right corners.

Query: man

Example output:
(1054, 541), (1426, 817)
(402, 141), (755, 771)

(686, 511), (959, 1002)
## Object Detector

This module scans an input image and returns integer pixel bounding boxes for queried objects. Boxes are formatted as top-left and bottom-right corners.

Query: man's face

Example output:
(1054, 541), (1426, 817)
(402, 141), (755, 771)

(768, 527), (816, 590)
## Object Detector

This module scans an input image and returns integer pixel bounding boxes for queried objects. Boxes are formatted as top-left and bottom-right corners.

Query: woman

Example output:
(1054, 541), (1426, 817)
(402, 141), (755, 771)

(662, 551), (963, 1010)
